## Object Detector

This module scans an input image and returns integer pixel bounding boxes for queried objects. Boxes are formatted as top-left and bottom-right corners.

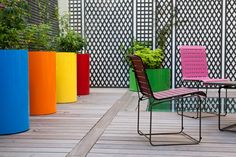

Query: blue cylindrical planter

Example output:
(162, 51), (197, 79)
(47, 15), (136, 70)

(0, 49), (29, 135)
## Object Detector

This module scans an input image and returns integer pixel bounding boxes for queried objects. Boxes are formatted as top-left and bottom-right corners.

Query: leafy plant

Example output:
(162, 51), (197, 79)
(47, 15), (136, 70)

(121, 41), (164, 69)
(120, 40), (150, 64)
(126, 40), (150, 56)
(24, 23), (54, 51)
(135, 47), (164, 69)
(156, 23), (172, 51)
(23, 0), (59, 51)
(56, 14), (86, 53)
(0, 0), (29, 49)
(156, 7), (185, 50)
(121, 40), (145, 61)
(57, 31), (85, 52)
(37, 0), (49, 24)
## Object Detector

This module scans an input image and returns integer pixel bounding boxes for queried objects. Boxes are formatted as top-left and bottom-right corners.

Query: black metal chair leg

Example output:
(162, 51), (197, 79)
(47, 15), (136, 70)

(138, 96), (202, 146)
(218, 87), (236, 132)
(221, 88), (228, 116)
(198, 95), (202, 142)
(218, 87), (222, 131)
(225, 88), (228, 116)
(137, 98), (141, 135)
(177, 81), (200, 119)
(149, 105), (153, 145)
(181, 98), (184, 131)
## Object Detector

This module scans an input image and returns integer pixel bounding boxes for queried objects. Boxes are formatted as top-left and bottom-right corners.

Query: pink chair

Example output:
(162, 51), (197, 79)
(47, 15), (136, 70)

(179, 46), (228, 84)
(179, 46), (228, 118)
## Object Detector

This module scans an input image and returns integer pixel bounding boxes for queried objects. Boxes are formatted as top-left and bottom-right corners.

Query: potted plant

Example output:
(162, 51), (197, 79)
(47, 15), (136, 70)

(126, 41), (171, 111)
(56, 14), (86, 103)
(0, 0), (29, 134)
(127, 41), (170, 93)
(25, 0), (59, 115)
(25, 23), (57, 115)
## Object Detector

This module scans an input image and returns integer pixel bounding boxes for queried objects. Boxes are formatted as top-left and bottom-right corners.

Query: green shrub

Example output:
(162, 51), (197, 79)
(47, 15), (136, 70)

(56, 14), (86, 53)
(0, 0), (29, 49)
(57, 31), (85, 52)
(122, 41), (164, 69)
(135, 47), (164, 69)
(25, 23), (54, 51)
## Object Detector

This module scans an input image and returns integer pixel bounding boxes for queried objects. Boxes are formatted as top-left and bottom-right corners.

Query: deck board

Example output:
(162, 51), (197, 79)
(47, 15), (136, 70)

(1, 89), (236, 157)
(0, 89), (126, 157)
(87, 111), (236, 157)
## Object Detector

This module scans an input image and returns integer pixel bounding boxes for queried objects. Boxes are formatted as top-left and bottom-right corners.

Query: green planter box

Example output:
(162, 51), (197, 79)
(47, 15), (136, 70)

(129, 68), (171, 111)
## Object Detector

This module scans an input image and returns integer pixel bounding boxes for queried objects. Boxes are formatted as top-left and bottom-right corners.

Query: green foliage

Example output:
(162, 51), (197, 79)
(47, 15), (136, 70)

(57, 31), (85, 52)
(126, 40), (149, 56)
(156, 12), (174, 51)
(37, 0), (49, 24)
(23, 0), (58, 51)
(121, 40), (149, 64)
(36, 0), (57, 24)
(156, 23), (172, 50)
(156, 7), (185, 50)
(122, 41), (164, 69)
(135, 47), (164, 69)
(24, 23), (54, 51)
(0, 0), (29, 49)
(56, 14), (86, 53)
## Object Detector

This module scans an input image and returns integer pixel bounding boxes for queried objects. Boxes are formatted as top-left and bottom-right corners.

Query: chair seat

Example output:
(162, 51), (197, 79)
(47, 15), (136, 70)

(183, 77), (208, 81)
(153, 87), (206, 100)
(202, 78), (229, 83)
(183, 77), (229, 83)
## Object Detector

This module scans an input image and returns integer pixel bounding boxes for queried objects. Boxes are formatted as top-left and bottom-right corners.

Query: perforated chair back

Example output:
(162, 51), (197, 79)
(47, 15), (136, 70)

(179, 46), (208, 80)
(128, 55), (153, 98)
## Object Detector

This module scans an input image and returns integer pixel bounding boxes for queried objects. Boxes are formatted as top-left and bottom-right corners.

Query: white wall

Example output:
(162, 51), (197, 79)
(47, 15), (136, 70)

(58, 0), (69, 16)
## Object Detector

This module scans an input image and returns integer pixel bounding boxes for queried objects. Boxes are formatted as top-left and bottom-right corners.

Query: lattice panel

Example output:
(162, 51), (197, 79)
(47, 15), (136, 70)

(225, 0), (236, 81)
(175, 0), (223, 88)
(155, 0), (172, 69)
(225, 98), (236, 113)
(69, 0), (82, 33)
(136, 0), (153, 47)
(85, 0), (133, 87)
(175, 97), (198, 112)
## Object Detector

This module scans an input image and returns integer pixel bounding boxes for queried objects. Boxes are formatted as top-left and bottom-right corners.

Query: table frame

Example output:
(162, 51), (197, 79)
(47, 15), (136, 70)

(205, 81), (236, 132)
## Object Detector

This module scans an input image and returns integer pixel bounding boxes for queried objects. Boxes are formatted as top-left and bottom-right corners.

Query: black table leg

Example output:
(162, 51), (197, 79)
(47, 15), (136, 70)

(218, 86), (236, 132)
(218, 87), (222, 131)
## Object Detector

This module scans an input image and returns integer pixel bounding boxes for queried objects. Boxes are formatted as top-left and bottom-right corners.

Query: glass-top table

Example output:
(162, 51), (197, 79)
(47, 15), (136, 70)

(204, 80), (236, 132)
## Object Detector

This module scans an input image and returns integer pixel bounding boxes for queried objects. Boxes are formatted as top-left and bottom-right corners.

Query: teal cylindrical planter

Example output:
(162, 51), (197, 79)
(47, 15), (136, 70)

(129, 68), (171, 111)
(0, 49), (29, 135)
(129, 68), (138, 91)
(147, 69), (171, 111)
(129, 68), (170, 92)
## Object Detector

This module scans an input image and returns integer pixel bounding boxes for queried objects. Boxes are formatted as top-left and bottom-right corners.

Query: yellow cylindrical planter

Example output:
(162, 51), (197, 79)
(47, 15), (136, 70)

(56, 52), (77, 103)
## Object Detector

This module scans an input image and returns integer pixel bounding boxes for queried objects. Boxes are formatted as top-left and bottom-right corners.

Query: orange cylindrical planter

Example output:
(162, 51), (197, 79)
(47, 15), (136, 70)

(29, 51), (56, 115)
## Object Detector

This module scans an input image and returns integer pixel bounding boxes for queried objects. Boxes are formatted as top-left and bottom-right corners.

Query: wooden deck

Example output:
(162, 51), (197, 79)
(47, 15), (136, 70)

(88, 112), (236, 157)
(1, 89), (236, 157)
(0, 88), (126, 157)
